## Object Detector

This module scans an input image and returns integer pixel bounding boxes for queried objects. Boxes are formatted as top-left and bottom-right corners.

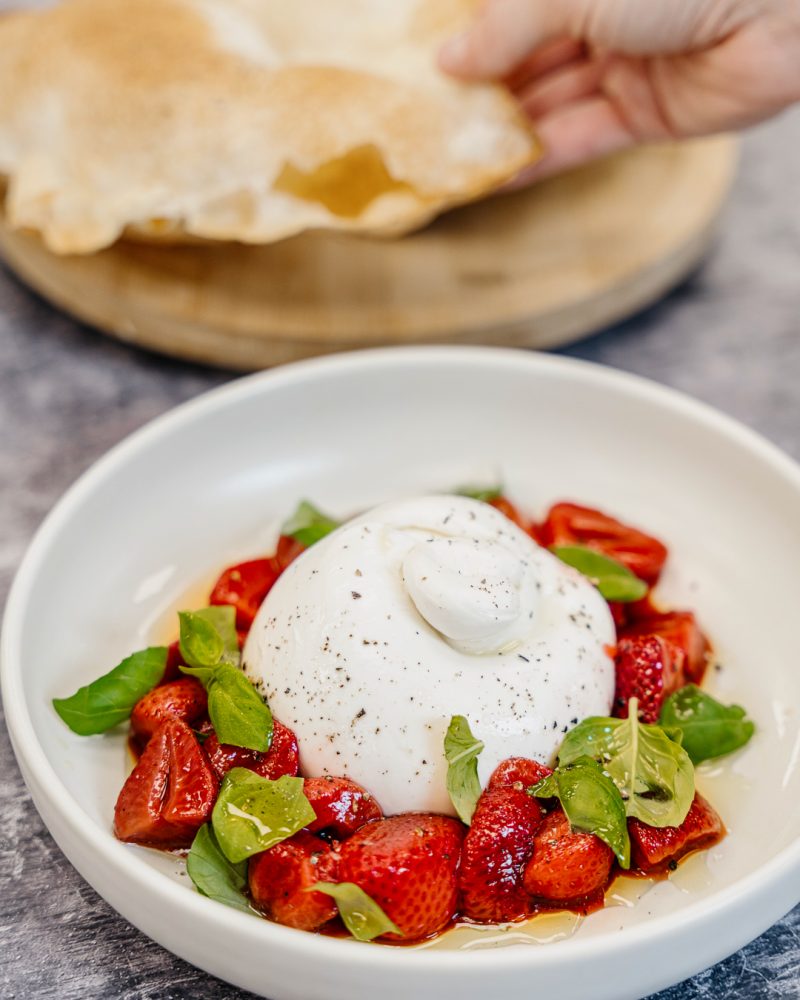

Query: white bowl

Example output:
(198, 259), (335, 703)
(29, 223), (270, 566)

(3, 346), (799, 1000)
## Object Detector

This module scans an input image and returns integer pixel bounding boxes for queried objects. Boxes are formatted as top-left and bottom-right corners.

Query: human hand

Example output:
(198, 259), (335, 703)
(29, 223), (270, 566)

(440, 0), (800, 184)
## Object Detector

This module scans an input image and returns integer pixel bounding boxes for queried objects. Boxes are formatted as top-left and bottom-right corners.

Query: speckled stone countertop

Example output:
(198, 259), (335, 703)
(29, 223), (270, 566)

(2, 109), (800, 1000)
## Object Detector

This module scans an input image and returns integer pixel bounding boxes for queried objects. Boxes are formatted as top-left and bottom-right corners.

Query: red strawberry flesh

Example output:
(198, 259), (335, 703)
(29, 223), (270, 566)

(487, 756), (553, 791)
(614, 634), (685, 723)
(338, 813), (464, 941)
(209, 557), (281, 631)
(114, 719), (218, 848)
(523, 808), (614, 907)
(304, 776), (382, 837)
(629, 793), (724, 872)
(622, 610), (711, 685)
(540, 502), (668, 585)
(202, 718), (299, 782)
(459, 782), (543, 923)
(249, 830), (340, 931)
(130, 677), (208, 742)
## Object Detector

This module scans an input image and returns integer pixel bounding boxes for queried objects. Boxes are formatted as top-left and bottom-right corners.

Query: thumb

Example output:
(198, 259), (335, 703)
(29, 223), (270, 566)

(439, 0), (579, 79)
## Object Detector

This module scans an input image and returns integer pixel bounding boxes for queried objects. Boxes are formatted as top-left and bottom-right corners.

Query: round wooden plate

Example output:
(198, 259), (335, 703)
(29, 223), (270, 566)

(0, 135), (736, 370)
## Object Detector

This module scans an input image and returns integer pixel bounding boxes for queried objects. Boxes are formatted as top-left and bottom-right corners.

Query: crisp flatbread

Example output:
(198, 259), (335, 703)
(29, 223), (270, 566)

(0, 0), (540, 254)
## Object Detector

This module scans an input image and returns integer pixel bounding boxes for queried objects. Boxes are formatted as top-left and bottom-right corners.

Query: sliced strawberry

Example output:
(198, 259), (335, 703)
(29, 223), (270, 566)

(274, 535), (306, 572)
(527, 521), (544, 545)
(540, 502), (668, 585)
(209, 557), (280, 631)
(249, 830), (340, 931)
(459, 782), (543, 923)
(487, 756), (552, 792)
(338, 814), (464, 941)
(629, 793), (724, 873)
(159, 640), (186, 685)
(614, 634), (685, 723)
(114, 719), (218, 848)
(202, 718), (299, 782)
(304, 776), (382, 838)
(607, 602), (629, 631)
(622, 610), (711, 685)
(522, 808), (613, 906)
(130, 677), (208, 742)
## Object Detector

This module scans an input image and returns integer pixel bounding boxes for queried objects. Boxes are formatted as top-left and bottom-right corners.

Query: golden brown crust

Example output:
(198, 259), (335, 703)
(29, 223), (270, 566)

(0, 0), (540, 254)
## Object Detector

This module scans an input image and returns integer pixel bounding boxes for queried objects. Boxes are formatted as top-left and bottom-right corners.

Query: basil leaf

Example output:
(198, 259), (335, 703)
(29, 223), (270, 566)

(186, 823), (252, 914)
(550, 545), (648, 602)
(659, 685), (755, 764)
(558, 699), (695, 828)
(179, 611), (272, 751)
(311, 882), (403, 941)
(531, 756), (630, 868)
(178, 606), (239, 669)
(207, 663), (273, 752)
(177, 664), (215, 685)
(455, 485), (503, 503)
(212, 769), (315, 863)
(280, 501), (340, 547)
(444, 715), (484, 825)
(52, 646), (167, 736)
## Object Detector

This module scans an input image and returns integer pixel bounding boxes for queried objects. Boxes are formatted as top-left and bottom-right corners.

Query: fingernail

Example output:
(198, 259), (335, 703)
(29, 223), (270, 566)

(439, 32), (470, 69)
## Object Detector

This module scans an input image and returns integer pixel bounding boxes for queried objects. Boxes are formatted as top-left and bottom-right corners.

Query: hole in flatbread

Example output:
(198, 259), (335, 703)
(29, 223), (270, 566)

(273, 144), (415, 218)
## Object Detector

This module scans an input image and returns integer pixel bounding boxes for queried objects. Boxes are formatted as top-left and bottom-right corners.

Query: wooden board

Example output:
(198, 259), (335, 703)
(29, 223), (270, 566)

(0, 136), (737, 370)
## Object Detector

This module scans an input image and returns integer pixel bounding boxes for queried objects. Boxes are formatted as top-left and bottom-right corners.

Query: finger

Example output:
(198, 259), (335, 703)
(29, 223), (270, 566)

(439, 0), (579, 80)
(517, 57), (609, 119)
(503, 97), (636, 187)
(504, 37), (586, 91)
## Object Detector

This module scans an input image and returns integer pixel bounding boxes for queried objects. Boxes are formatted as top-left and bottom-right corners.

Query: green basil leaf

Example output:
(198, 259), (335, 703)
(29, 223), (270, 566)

(455, 485), (503, 503)
(662, 725), (685, 746)
(207, 663), (273, 752)
(280, 501), (340, 547)
(531, 756), (630, 868)
(178, 664), (215, 685)
(178, 606), (239, 669)
(444, 715), (484, 825)
(550, 545), (648, 602)
(659, 684), (755, 765)
(52, 646), (167, 736)
(212, 769), (315, 863)
(186, 823), (252, 914)
(558, 698), (695, 828)
(311, 882), (403, 941)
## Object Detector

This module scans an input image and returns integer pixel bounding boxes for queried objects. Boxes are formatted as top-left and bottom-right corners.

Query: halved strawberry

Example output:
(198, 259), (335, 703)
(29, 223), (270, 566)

(614, 634), (685, 723)
(209, 557), (281, 631)
(622, 610), (711, 685)
(540, 502), (668, 585)
(459, 781), (543, 923)
(130, 677), (208, 742)
(249, 830), (340, 931)
(629, 793), (724, 873)
(304, 776), (382, 838)
(114, 719), (218, 848)
(159, 640), (186, 684)
(202, 718), (299, 782)
(607, 602), (630, 631)
(338, 814), (464, 941)
(487, 756), (552, 792)
(274, 535), (306, 572)
(522, 808), (614, 906)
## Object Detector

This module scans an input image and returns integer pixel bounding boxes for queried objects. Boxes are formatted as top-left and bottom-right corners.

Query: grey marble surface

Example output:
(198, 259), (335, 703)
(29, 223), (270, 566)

(2, 109), (800, 1000)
